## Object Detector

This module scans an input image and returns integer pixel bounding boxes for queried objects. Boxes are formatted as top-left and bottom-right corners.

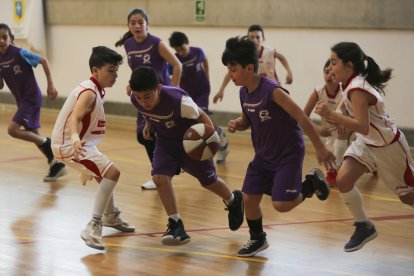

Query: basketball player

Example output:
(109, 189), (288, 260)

(128, 66), (244, 246)
(168, 31), (229, 164)
(115, 8), (182, 190)
(222, 36), (335, 257)
(303, 59), (351, 186)
(213, 24), (293, 103)
(315, 42), (414, 252)
(0, 23), (66, 182)
(51, 46), (135, 250)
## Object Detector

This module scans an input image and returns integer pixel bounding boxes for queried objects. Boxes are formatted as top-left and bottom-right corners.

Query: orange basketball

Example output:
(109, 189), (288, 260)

(183, 123), (220, 161)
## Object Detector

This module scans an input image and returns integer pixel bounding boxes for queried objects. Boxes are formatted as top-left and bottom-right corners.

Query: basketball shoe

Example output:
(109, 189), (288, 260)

(224, 190), (244, 231)
(301, 168), (330, 200)
(81, 219), (105, 250)
(344, 221), (378, 252)
(326, 168), (338, 187)
(102, 207), (135, 232)
(216, 127), (229, 164)
(237, 232), (269, 257)
(161, 218), (191, 246)
(141, 179), (157, 190)
(43, 162), (67, 182)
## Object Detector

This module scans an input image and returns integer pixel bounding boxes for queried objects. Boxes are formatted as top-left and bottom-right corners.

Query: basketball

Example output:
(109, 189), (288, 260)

(183, 123), (220, 161)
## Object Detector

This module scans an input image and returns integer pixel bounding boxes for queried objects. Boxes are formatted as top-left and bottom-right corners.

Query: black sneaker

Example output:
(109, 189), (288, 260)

(43, 162), (67, 182)
(303, 168), (330, 200)
(344, 221), (378, 252)
(161, 218), (191, 246)
(237, 233), (269, 257)
(224, 190), (244, 231)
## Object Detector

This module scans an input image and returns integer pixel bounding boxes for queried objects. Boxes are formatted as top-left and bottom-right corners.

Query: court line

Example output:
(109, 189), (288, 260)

(105, 213), (414, 239)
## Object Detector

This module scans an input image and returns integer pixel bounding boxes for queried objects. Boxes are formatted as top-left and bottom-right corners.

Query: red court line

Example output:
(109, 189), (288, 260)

(105, 213), (414, 239)
(0, 156), (42, 163)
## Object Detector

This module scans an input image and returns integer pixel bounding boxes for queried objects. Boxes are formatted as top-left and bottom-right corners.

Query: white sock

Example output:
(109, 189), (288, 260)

(225, 193), (235, 206)
(334, 138), (348, 170)
(169, 213), (181, 222)
(340, 187), (369, 222)
(104, 195), (115, 214)
(92, 178), (117, 219)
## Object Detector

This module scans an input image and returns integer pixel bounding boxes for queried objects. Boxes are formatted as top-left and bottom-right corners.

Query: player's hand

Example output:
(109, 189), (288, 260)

(73, 140), (87, 161)
(315, 101), (332, 118)
(285, 73), (293, 84)
(320, 127), (333, 137)
(213, 90), (224, 103)
(316, 146), (336, 170)
(228, 117), (242, 133)
(47, 86), (58, 100)
(143, 124), (154, 140)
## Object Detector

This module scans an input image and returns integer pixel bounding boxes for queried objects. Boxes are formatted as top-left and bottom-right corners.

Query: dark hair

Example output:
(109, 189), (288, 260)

(0, 23), (15, 43)
(221, 36), (258, 73)
(129, 67), (159, 91)
(247, 24), (265, 40)
(331, 42), (392, 93)
(115, 8), (149, 47)
(89, 46), (123, 72)
(323, 59), (330, 70)
(169, 31), (189, 48)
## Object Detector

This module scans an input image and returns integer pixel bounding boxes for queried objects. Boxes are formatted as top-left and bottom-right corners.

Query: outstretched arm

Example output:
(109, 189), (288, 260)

(213, 74), (231, 103)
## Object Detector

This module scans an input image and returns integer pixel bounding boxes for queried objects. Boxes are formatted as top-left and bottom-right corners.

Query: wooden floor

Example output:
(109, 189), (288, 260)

(0, 104), (413, 276)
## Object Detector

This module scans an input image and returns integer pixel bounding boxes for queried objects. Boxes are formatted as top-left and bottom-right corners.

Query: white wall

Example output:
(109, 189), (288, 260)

(18, 25), (414, 128)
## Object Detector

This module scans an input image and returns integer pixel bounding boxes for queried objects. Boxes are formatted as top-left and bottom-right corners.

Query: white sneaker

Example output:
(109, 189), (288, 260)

(102, 207), (135, 232)
(141, 180), (157, 190)
(216, 146), (229, 164)
(80, 219), (105, 250)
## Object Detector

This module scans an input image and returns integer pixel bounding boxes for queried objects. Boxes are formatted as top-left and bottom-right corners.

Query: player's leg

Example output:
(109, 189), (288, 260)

(215, 126), (229, 164)
(137, 132), (157, 190)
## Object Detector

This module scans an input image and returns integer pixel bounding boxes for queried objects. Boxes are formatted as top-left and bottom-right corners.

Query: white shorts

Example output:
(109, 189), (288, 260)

(52, 144), (113, 179)
(345, 133), (414, 196)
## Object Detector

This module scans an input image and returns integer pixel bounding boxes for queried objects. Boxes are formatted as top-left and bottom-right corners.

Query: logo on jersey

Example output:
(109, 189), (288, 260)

(13, 65), (22, 75)
(243, 99), (263, 113)
(259, 110), (271, 122)
(165, 120), (176, 128)
(143, 54), (151, 64)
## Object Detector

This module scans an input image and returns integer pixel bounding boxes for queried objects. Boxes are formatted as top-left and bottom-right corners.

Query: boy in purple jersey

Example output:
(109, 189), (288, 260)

(168, 31), (229, 164)
(222, 36), (335, 257)
(128, 67), (244, 246)
(0, 23), (66, 182)
(115, 8), (182, 190)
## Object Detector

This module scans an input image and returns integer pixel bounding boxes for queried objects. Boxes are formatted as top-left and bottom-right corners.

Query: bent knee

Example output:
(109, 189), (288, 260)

(7, 127), (18, 138)
(272, 201), (293, 213)
(399, 192), (414, 205)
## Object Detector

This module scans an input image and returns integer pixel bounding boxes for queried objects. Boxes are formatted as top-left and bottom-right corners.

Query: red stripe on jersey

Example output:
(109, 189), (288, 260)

(91, 130), (105, 135)
(78, 159), (102, 178)
(404, 159), (414, 187)
(79, 113), (91, 139)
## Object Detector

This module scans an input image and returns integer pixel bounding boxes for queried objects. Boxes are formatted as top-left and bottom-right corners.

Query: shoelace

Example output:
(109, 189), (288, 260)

(241, 240), (256, 249)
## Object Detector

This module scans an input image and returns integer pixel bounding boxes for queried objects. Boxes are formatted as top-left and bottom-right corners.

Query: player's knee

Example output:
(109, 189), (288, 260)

(272, 201), (293, 213)
(7, 126), (17, 138)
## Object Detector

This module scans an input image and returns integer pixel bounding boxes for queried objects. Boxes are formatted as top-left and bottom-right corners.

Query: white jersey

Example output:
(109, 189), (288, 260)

(342, 74), (398, 147)
(314, 84), (342, 129)
(258, 45), (278, 82)
(51, 78), (106, 158)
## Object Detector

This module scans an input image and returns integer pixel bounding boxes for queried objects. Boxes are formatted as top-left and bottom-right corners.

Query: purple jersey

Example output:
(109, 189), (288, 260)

(124, 34), (170, 85)
(176, 47), (210, 112)
(130, 86), (196, 140)
(240, 77), (304, 170)
(0, 44), (42, 106)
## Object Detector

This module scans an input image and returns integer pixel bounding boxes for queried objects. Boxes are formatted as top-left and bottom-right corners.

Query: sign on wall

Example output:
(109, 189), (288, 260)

(195, 0), (206, 23)
(0, 0), (46, 54)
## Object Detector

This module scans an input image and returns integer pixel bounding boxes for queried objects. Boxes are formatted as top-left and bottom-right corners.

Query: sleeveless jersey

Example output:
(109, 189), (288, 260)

(258, 45), (278, 82)
(52, 77), (106, 157)
(341, 74), (398, 146)
(314, 84), (342, 129)
(0, 44), (42, 105)
(240, 77), (304, 169)
(130, 86), (197, 140)
(176, 46), (210, 110)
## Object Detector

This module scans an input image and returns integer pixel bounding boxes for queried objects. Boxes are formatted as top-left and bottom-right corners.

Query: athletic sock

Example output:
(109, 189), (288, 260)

(340, 187), (369, 222)
(333, 138), (348, 169)
(247, 217), (264, 239)
(169, 213), (181, 222)
(92, 178), (117, 219)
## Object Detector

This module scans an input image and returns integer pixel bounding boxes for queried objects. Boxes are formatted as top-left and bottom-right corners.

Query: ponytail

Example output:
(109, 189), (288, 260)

(115, 31), (133, 47)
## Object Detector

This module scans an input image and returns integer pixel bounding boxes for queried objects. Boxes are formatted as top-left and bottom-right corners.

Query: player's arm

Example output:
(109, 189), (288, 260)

(228, 112), (249, 133)
(303, 89), (325, 135)
(213, 74), (231, 103)
(159, 41), (182, 87)
(202, 56), (210, 80)
(272, 87), (335, 168)
(69, 90), (96, 159)
(0, 70), (3, 89)
(274, 51), (293, 84)
(315, 89), (373, 135)
(180, 95), (214, 128)
(39, 57), (58, 100)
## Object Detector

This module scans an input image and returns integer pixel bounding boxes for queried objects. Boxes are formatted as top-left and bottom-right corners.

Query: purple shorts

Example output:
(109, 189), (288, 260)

(242, 156), (303, 201)
(12, 101), (41, 130)
(152, 138), (217, 186)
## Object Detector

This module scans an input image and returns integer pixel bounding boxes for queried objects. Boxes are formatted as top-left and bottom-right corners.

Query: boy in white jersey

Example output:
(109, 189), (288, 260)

(304, 59), (351, 186)
(316, 42), (414, 252)
(51, 46), (135, 250)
